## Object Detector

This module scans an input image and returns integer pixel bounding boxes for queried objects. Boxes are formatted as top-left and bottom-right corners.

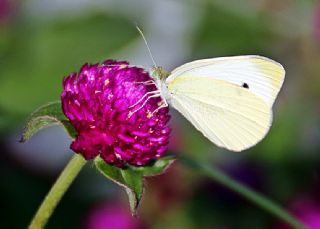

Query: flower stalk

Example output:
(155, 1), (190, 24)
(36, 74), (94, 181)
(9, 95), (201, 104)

(28, 154), (86, 229)
(179, 155), (307, 229)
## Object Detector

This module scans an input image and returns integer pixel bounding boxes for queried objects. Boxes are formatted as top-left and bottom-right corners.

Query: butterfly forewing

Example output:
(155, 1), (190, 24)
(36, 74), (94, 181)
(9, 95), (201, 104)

(167, 55), (285, 107)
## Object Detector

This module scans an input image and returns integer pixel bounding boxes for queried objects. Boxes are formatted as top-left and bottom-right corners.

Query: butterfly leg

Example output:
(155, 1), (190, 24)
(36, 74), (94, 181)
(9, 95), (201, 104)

(128, 92), (162, 118)
(134, 80), (156, 85)
(150, 99), (168, 117)
(102, 63), (145, 69)
(129, 90), (160, 108)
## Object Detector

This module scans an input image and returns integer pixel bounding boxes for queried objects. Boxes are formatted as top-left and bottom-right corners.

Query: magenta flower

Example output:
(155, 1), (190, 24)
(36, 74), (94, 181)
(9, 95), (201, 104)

(0, 0), (14, 23)
(274, 197), (320, 229)
(84, 203), (144, 229)
(61, 60), (170, 167)
(314, 3), (320, 40)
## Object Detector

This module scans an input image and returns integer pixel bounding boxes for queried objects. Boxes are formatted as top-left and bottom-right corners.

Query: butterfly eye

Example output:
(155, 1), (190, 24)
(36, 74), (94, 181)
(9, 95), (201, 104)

(242, 83), (249, 89)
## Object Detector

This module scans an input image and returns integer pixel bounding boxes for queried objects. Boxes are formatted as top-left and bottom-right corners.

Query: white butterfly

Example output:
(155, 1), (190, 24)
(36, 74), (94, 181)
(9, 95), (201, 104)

(147, 55), (285, 152)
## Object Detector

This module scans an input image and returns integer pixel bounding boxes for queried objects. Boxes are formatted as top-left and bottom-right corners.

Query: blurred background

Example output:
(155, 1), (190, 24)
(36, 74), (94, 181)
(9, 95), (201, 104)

(1, 0), (320, 228)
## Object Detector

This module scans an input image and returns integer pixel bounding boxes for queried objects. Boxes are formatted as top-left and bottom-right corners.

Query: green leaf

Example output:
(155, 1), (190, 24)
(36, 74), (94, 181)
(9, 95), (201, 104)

(129, 156), (176, 176)
(120, 169), (144, 215)
(20, 101), (76, 142)
(95, 155), (175, 215)
(94, 157), (144, 216)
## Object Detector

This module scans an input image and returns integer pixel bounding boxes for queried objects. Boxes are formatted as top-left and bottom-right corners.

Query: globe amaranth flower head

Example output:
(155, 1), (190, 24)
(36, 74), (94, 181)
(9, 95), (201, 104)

(61, 60), (170, 167)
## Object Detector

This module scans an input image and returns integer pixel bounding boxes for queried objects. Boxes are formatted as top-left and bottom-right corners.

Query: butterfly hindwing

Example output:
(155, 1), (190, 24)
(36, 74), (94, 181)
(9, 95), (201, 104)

(167, 75), (272, 151)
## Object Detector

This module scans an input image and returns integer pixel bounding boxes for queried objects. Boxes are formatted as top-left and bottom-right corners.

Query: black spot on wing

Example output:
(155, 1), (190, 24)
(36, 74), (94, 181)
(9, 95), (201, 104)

(242, 83), (249, 89)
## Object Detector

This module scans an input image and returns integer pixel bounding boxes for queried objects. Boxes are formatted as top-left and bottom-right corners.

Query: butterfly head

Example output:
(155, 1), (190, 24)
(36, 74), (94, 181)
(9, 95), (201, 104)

(150, 66), (170, 81)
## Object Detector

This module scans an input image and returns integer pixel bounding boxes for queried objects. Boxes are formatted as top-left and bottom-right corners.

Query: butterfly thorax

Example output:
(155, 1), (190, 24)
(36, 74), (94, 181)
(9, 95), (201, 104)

(150, 66), (171, 102)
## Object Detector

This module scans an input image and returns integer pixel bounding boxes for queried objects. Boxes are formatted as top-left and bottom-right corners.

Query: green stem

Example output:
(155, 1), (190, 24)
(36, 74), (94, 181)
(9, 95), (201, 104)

(28, 154), (86, 229)
(180, 155), (306, 229)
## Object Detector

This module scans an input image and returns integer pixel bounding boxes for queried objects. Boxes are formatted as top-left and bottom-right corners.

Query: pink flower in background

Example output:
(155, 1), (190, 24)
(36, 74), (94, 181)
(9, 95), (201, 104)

(0, 0), (14, 23)
(313, 3), (320, 41)
(274, 197), (320, 229)
(148, 164), (190, 210)
(85, 203), (144, 229)
(61, 60), (170, 167)
(167, 122), (184, 152)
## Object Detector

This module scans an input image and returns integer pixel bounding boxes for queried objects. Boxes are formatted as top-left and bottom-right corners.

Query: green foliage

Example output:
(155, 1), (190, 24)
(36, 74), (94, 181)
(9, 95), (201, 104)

(20, 101), (76, 142)
(128, 155), (176, 176)
(94, 156), (144, 216)
(95, 156), (176, 215)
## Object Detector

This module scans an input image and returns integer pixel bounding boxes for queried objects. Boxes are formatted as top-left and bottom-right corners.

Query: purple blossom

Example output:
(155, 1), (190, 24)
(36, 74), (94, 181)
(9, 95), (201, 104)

(274, 197), (320, 229)
(314, 4), (320, 40)
(84, 203), (143, 229)
(0, 0), (14, 23)
(61, 60), (170, 167)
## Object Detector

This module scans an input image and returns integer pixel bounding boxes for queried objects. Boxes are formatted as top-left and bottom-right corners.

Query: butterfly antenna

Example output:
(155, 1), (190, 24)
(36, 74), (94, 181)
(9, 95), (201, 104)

(136, 25), (158, 68)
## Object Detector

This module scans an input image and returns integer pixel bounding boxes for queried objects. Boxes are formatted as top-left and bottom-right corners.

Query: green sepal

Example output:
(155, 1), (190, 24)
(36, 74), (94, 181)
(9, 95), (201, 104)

(94, 156), (143, 216)
(129, 156), (176, 177)
(20, 101), (76, 142)
(94, 155), (176, 215)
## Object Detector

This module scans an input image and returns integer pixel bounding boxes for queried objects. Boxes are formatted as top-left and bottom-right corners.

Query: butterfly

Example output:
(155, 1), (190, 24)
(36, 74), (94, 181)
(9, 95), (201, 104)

(150, 55), (285, 152)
